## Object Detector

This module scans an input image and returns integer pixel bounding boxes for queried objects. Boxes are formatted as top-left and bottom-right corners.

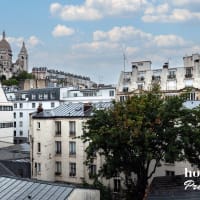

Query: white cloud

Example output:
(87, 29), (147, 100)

(73, 41), (119, 52)
(52, 24), (75, 37)
(5, 35), (41, 48)
(142, 8), (200, 22)
(172, 0), (200, 6)
(93, 26), (152, 42)
(153, 34), (188, 47)
(27, 36), (41, 47)
(50, 0), (147, 21)
(7, 37), (24, 47)
(144, 3), (169, 15)
(50, 3), (62, 15)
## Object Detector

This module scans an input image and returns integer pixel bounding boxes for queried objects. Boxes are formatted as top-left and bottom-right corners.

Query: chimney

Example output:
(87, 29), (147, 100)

(37, 103), (43, 113)
(163, 62), (168, 69)
(83, 103), (93, 112)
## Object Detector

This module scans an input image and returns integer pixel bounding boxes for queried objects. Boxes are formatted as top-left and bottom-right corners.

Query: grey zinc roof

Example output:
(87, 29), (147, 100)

(0, 176), (74, 200)
(33, 102), (112, 118)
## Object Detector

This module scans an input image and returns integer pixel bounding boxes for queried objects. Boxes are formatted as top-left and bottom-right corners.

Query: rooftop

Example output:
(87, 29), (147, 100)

(0, 176), (74, 200)
(32, 102), (112, 118)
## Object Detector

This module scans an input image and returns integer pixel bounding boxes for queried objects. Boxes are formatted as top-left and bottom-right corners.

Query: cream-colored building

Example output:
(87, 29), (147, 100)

(30, 101), (195, 193)
(117, 54), (200, 101)
(30, 102), (113, 187)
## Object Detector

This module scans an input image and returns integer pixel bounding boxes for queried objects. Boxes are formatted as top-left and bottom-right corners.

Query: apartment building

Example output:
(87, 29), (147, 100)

(32, 67), (95, 89)
(60, 86), (116, 103)
(5, 86), (116, 144)
(29, 102), (113, 187)
(0, 84), (13, 146)
(5, 87), (61, 143)
(117, 54), (200, 101)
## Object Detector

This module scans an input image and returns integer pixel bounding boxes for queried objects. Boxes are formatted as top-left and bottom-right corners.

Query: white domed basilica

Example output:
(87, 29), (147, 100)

(0, 31), (28, 80)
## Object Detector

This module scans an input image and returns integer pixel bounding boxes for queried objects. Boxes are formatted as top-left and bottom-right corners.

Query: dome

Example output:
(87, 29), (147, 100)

(0, 31), (12, 51)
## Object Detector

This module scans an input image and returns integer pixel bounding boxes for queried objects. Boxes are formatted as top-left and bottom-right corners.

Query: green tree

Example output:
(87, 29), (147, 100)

(81, 86), (189, 200)
(14, 71), (35, 80)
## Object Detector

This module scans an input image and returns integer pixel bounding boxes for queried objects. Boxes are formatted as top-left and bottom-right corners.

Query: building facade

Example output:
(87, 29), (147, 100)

(117, 54), (200, 101)
(30, 102), (116, 188)
(5, 86), (116, 144)
(0, 31), (28, 80)
(32, 67), (95, 89)
(0, 83), (13, 146)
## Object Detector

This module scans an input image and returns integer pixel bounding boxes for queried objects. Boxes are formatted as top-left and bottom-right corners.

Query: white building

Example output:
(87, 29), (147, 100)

(5, 87), (61, 143)
(117, 54), (200, 101)
(0, 84), (13, 147)
(5, 86), (116, 144)
(60, 86), (116, 103)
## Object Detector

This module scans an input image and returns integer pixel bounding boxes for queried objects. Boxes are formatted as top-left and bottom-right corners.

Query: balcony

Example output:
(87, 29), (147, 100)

(69, 131), (76, 137)
(55, 131), (61, 136)
(167, 74), (176, 79)
(137, 77), (144, 82)
(152, 75), (161, 81)
(185, 73), (193, 78)
(55, 172), (61, 176)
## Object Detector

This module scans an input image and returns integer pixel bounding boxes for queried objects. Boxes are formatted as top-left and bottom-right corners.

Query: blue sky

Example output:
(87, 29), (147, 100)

(1, 0), (200, 84)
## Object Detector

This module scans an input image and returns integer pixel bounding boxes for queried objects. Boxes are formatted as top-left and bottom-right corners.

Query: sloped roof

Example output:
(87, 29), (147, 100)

(0, 176), (74, 200)
(0, 163), (16, 177)
(147, 175), (200, 200)
(32, 102), (112, 118)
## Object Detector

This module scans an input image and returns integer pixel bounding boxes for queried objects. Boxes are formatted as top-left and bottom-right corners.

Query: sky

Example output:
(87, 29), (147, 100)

(1, 0), (200, 84)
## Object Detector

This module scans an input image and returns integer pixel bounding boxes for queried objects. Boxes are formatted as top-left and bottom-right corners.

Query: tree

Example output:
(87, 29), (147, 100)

(81, 86), (190, 200)
(2, 71), (35, 86)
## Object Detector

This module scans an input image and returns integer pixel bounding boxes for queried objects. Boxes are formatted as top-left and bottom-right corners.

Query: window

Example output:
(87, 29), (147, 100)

(37, 142), (41, 153)
(50, 92), (56, 100)
(55, 141), (62, 154)
(44, 93), (48, 100)
(168, 71), (176, 79)
(69, 142), (76, 155)
(109, 90), (114, 97)
(89, 164), (96, 178)
(185, 92), (196, 101)
(14, 103), (17, 108)
(19, 103), (23, 108)
(13, 112), (16, 118)
(32, 103), (36, 108)
(37, 122), (40, 130)
(32, 94), (36, 100)
(35, 162), (41, 175)
(69, 162), (76, 177)
(19, 121), (23, 127)
(73, 93), (77, 97)
(166, 170), (175, 176)
(69, 121), (76, 136)
(138, 84), (143, 90)
(55, 161), (62, 175)
(185, 67), (192, 78)
(14, 122), (16, 128)
(122, 87), (128, 92)
(114, 178), (121, 193)
(20, 131), (23, 136)
(55, 121), (61, 135)
(20, 112), (23, 118)
(51, 102), (55, 108)
(83, 91), (97, 97)
(38, 94), (43, 100)
(14, 130), (16, 137)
